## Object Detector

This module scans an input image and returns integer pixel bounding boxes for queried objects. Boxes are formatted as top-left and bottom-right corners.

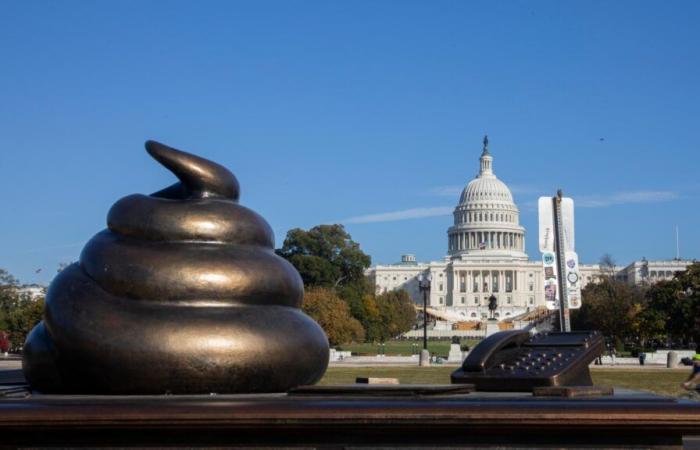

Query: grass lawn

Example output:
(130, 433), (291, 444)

(319, 366), (692, 398)
(590, 368), (690, 397)
(337, 339), (481, 357)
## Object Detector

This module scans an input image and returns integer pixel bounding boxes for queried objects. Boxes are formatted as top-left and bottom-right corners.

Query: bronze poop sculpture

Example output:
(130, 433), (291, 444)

(23, 141), (329, 394)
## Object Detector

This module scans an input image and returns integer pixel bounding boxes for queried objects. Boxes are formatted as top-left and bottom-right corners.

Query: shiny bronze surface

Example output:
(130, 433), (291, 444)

(0, 390), (698, 448)
(22, 141), (329, 394)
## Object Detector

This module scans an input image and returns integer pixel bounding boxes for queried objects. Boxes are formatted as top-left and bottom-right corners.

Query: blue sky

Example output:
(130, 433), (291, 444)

(1, 1), (699, 285)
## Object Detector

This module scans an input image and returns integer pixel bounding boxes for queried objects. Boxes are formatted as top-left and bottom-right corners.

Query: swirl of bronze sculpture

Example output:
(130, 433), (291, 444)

(22, 141), (329, 394)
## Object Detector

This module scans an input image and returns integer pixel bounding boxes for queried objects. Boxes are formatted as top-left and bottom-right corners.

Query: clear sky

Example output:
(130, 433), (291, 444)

(1, 1), (699, 285)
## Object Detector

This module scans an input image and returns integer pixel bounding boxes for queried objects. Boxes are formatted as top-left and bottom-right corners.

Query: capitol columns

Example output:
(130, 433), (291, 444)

(454, 265), (460, 306)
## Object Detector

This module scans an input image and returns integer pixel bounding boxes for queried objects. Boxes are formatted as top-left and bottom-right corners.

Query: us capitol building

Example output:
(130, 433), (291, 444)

(366, 137), (692, 324)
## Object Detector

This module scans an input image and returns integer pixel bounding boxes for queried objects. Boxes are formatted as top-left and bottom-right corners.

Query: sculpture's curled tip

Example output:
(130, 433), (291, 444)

(145, 140), (240, 200)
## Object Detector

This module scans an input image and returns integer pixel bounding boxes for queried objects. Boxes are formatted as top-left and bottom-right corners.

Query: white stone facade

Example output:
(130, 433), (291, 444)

(447, 141), (526, 261)
(614, 259), (693, 285)
(366, 137), (694, 322)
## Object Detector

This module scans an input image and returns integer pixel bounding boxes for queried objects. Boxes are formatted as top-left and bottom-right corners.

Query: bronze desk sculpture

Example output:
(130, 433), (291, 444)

(22, 141), (329, 394)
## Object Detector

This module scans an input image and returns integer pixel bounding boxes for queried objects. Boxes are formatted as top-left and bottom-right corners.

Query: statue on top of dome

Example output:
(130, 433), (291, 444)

(482, 135), (490, 155)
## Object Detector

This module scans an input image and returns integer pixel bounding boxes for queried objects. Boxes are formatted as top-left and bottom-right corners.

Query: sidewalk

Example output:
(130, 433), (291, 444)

(0, 358), (21, 371)
(329, 355), (690, 369)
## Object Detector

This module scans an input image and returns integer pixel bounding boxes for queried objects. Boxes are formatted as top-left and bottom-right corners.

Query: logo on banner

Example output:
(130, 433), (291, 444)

(567, 272), (579, 284)
(568, 291), (582, 309)
(543, 253), (555, 265)
(544, 279), (559, 309)
(542, 251), (559, 310)
(564, 251), (582, 310)
(544, 281), (557, 301)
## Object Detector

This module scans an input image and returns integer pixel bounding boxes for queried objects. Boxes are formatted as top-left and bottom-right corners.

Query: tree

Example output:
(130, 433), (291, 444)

(643, 263), (700, 345)
(4, 295), (44, 350)
(302, 287), (364, 346)
(348, 290), (416, 343)
(0, 268), (45, 352)
(0, 269), (20, 334)
(676, 262), (700, 343)
(277, 225), (416, 343)
(571, 275), (645, 347)
(0, 269), (18, 287)
(353, 294), (382, 342)
(599, 254), (617, 279)
(375, 290), (417, 341)
(276, 225), (371, 289)
(640, 280), (682, 344)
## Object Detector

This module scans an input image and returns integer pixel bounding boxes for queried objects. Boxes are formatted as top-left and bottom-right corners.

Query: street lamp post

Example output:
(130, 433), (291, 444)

(417, 273), (432, 367)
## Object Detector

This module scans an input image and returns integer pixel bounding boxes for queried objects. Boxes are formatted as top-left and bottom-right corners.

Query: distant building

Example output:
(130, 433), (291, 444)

(614, 258), (694, 285)
(17, 284), (46, 300)
(366, 137), (693, 323)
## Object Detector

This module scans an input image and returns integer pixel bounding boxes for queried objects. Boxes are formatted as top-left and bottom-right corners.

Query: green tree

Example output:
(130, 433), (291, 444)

(5, 296), (44, 350)
(636, 306), (667, 343)
(0, 269), (20, 334)
(0, 269), (45, 352)
(276, 225), (371, 288)
(572, 271), (646, 345)
(302, 287), (364, 346)
(643, 262), (700, 344)
(277, 225), (416, 343)
(337, 277), (375, 319)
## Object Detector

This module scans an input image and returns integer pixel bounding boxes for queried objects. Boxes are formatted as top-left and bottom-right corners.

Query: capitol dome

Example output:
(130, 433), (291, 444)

(459, 176), (514, 204)
(447, 137), (527, 260)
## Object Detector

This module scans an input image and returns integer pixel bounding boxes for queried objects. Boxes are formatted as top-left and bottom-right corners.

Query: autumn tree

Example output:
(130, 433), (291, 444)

(375, 290), (417, 341)
(302, 287), (364, 346)
(352, 294), (382, 342)
(349, 290), (416, 342)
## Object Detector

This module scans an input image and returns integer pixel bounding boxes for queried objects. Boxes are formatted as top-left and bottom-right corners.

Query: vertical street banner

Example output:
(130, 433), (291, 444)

(564, 251), (582, 309)
(539, 197), (558, 310)
(538, 197), (554, 253)
(539, 196), (578, 312)
(560, 197), (575, 252)
(542, 251), (559, 310)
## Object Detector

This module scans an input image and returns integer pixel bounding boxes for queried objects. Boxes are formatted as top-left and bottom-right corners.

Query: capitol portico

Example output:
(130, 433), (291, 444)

(366, 137), (693, 325)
